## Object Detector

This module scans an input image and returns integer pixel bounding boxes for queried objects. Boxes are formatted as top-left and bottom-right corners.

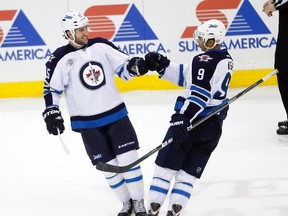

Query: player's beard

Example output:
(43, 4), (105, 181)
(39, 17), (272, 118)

(76, 37), (88, 46)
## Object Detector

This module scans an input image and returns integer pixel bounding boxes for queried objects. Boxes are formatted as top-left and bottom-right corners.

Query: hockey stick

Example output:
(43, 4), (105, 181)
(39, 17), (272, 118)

(58, 129), (70, 154)
(96, 69), (278, 173)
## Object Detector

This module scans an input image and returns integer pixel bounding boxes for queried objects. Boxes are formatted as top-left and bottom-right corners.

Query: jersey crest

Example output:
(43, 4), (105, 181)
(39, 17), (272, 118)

(80, 61), (106, 89)
(198, 55), (213, 62)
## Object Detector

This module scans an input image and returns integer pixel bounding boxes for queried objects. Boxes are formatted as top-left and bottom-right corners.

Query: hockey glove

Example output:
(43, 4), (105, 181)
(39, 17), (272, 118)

(42, 107), (65, 135)
(127, 57), (148, 76)
(145, 52), (170, 75)
(169, 113), (190, 147)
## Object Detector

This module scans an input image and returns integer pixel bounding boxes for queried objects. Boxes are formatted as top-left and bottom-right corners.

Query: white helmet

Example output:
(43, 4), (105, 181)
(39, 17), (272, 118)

(61, 11), (89, 39)
(194, 19), (226, 45)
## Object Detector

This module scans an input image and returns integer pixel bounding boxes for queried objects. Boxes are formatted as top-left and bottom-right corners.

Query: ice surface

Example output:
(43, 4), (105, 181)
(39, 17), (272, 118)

(0, 86), (287, 216)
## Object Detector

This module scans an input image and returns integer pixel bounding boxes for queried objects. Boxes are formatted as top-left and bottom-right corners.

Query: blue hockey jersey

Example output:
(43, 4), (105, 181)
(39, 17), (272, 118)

(161, 49), (234, 123)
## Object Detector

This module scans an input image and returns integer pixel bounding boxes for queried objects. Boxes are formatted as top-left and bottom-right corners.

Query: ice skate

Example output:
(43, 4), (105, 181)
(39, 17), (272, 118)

(166, 211), (173, 216)
(133, 199), (148, 216)
(277, 120), (288, 134)
(277, 120), (288, 142)
(148, 203), (161, 216)
(118, 199), (133, 216)
(277, 126), (288, 135)
(166, 204), (182, 216)
(278, 120), (288, 127)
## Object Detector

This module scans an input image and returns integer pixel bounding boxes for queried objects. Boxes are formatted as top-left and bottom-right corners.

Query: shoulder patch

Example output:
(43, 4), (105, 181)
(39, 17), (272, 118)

(48, 54), (56, 63)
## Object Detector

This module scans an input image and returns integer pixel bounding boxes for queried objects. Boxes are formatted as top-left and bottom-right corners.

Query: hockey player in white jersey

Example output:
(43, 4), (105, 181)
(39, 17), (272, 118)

(42, 11), (148, 216)
(144, 19), (234, 216)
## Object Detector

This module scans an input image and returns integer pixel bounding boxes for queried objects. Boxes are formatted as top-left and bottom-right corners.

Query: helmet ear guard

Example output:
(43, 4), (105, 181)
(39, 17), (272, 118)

(63, 29), (75, 40)
(194, 19), (226, 45)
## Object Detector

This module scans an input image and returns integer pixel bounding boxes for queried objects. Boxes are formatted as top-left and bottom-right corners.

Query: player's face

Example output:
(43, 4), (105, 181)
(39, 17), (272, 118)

(197, 36), (207, 51)
(197, 37), (217, 51)
(75, 25), (89, 46)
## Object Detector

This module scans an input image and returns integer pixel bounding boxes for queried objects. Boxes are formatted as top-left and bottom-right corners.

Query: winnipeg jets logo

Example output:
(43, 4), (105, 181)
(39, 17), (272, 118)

(86, 63), (101, 84)
(80, 61), (106, 90)
(199, 55), (213, 62)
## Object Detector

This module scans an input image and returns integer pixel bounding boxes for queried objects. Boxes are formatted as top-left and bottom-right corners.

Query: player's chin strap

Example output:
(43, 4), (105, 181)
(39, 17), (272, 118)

(65, 29), (85, 48)
(95, 69), (279, 173)
(68, 34), (84, 48)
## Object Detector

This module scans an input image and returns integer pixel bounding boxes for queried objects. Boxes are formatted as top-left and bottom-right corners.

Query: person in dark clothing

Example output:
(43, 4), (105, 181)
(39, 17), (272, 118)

(263, 0), (288, 135)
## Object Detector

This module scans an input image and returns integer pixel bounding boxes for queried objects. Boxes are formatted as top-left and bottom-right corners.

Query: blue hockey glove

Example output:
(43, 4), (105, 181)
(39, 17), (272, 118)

(42, 107), (65, 135)
(169, 113), (190, 146)
(127, 57), (148, 76)
(145, 52), (170, 75)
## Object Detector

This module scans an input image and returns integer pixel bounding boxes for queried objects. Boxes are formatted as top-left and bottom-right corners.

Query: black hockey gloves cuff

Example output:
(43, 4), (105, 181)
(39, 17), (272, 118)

(42, 107), (65, 135)
(127, 57), (149, 76)
(168, 113), (191, 147)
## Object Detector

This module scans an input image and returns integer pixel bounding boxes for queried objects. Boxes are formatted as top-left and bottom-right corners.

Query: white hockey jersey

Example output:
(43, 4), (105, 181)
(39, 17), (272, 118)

(44, 38), (135, 131)
(161, 49), (234, 123)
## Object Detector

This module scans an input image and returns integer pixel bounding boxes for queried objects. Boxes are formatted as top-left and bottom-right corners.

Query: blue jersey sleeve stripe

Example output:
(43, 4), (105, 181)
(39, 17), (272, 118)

(117, 66), (124, 77)
(178, 64), (184, 87)
(117, 66), (130, 81)
(46, 105), (59, 109)
(44, 89), (63, 95)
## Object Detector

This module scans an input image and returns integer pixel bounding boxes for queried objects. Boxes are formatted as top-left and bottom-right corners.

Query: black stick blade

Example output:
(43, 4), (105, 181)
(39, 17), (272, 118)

(96, 138), (173, 173)
(96, 162), (131, 173)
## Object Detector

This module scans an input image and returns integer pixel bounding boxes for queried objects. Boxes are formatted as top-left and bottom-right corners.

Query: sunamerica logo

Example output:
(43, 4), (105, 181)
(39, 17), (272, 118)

(0, 9), (51, 61)
(84, 4), (166, 55)
(179, 0), (276, 52)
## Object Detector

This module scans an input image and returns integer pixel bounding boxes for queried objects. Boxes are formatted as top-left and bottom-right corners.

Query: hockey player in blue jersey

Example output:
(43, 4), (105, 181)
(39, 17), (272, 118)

(144, 19), (234, 216)
(42, 11), (148, 216)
